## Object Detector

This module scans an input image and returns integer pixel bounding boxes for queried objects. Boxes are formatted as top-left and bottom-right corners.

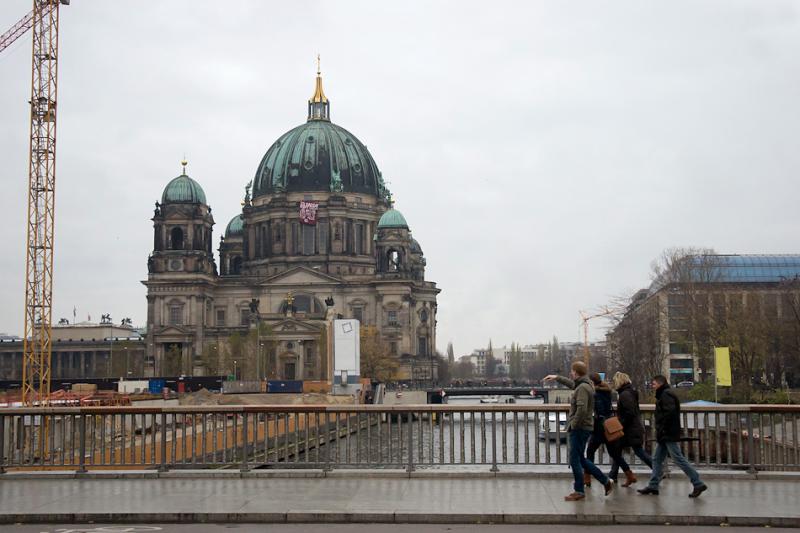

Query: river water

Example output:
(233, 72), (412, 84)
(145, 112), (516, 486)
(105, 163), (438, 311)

(317, 395), (621, 469)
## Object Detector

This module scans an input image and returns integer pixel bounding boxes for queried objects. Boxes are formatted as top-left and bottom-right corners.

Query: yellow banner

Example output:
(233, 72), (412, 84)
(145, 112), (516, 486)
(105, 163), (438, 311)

(715, 347), (732, 386)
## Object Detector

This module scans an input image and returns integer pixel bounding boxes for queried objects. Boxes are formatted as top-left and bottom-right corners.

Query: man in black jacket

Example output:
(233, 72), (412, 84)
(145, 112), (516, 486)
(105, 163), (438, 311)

(638, 375), (708, 498)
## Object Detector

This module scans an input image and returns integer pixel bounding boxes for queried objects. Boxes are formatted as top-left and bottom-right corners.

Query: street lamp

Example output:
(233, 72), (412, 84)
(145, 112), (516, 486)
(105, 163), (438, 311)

(258, 342), (265, 382)
(233, 359), (238, 381)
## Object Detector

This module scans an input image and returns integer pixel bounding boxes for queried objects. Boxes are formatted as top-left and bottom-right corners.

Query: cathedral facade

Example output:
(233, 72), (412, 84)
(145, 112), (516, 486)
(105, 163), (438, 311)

(143, 69), (439, 382)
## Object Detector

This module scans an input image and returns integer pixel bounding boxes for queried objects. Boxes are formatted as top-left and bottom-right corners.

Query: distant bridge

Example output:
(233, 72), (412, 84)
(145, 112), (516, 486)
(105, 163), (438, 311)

(426, 386), (554, 403)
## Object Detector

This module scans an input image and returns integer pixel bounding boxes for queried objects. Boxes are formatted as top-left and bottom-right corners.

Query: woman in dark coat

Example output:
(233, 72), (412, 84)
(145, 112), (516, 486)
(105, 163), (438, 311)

(608, 372), (654, 486)
(584, 373), (622, 487)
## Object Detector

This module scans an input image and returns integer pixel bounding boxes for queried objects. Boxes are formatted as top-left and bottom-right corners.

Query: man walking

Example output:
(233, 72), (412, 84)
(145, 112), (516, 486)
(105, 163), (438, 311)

(544, 362), (613, 501)
(638, 375), (708, 498)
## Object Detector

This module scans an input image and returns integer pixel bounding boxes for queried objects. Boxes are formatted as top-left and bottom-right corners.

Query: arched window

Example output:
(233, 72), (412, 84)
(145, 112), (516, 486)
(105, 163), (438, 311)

(231, 256), (242, 275)
(387, 249), (401, 271)
(170, 227), (184, 250)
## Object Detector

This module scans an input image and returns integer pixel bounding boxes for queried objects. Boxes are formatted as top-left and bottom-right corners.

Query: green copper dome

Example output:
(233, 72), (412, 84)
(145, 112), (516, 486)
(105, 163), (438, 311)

(252, 73), (390, 199)
(378, 208), (408, 229)
(161, 174), (207, 204)
(225, 214), (244, 238)
(253, 121), (389, 199)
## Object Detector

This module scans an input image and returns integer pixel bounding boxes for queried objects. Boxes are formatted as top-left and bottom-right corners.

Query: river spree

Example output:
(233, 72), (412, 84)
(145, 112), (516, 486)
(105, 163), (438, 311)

(317, 395), (622, 469)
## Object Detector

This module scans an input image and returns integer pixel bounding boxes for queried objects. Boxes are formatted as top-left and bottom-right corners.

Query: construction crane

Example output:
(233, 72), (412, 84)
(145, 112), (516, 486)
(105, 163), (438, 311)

(1, 0), (70, 405)
(579, 306), (624, 367)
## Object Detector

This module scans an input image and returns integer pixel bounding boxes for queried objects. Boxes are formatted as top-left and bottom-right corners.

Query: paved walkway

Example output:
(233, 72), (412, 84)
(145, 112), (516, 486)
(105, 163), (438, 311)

(1, 470), (798, 526)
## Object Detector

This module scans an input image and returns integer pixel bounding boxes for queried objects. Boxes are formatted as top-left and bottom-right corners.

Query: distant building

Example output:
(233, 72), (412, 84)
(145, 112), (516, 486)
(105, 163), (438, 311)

(464, 341), (607, 378)
(0, 321), (145, 380)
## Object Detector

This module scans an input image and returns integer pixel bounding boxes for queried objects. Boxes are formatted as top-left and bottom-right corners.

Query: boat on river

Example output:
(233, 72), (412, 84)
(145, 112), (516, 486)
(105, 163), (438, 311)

(538, 412), (568, 441)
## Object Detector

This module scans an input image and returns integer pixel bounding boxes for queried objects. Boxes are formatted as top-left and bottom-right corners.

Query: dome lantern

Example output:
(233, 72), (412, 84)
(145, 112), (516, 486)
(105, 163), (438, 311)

(308, 55), (330, 122)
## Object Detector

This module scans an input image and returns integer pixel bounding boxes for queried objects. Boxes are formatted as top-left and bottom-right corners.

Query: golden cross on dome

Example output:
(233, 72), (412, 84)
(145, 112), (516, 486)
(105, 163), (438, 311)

(316, 54), (321, 75)
(181, 156), (188, 174)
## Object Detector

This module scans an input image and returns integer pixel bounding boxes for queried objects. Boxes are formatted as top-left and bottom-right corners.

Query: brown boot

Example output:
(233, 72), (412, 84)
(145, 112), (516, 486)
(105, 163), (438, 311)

(583, 472), (592, 487)
(622, 470), (637, 487)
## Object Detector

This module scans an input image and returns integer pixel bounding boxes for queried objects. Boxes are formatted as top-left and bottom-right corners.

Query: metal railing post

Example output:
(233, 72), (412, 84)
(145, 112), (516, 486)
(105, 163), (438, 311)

(240, 412), (250, 472)
(0, 414), (5, 474)
(490, 411), (498, 472)
(406, 411), (415, 473)
(158, 412), (168, 472)
(323, 413), (332, 472)
(747, 411), (757, 474)
(77, 414), (87, 473)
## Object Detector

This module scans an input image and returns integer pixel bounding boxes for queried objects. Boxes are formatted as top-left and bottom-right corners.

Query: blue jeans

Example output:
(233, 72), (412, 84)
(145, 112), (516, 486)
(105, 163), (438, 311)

(569, 429), (609, 494)
(647, 441), (703, 489)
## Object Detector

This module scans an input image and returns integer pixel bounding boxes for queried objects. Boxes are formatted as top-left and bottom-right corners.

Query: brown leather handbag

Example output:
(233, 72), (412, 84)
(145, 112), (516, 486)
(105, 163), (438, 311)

(603, 416), (624, 442)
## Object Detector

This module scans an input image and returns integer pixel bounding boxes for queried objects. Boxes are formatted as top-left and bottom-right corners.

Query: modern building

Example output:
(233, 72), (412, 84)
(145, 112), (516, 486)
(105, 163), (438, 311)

(608, 254), (800, 387)
(144, 67), (439, 381)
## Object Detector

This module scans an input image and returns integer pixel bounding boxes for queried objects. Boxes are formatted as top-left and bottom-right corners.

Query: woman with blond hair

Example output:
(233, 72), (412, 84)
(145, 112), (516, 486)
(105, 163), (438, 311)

(608, 371), (653, 486)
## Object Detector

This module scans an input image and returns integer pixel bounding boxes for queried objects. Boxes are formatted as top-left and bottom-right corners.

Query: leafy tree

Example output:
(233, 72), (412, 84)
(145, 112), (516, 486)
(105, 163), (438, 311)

(110, 340), (141, 377)
(163, 344), (183, 376)
(360, 325), (398, 382)
(550, 336), (561, 372)
(509, 342), (524, 380)
(452, 359), (475, 379)
(435, 351), (451, 385)
(316, 324), (328, 381)
(446, 341), (455, 364)
(485, 339), (497, 377)
(200, 342), (224, 376)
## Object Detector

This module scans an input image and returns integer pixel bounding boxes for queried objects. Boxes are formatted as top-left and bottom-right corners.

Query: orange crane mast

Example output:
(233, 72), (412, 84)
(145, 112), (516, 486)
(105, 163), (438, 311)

(1, 0), (69, 406)
(579, 306), (624, 367)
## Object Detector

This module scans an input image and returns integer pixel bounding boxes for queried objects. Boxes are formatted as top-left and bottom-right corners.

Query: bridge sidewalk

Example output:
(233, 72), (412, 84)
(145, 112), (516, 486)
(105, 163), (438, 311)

(1, 470), (798, 526)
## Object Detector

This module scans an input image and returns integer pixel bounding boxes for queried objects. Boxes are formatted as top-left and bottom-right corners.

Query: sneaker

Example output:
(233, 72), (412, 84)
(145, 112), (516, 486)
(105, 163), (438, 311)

(564, 492), (586, 501)
(688, 484), (708, 498)
(637, 487), (659, 495)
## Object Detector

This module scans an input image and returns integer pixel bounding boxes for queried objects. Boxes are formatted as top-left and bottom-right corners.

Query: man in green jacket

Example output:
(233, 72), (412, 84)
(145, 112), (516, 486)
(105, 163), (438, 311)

(544, 361), (613, 501)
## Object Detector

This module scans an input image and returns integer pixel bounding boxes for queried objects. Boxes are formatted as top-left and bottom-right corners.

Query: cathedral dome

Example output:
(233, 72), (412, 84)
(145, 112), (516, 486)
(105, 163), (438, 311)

(377, 208), (408, 229)
(161, 173), (207, 205)
(252, 68), (388, 199)
(225, 214), (244, 238)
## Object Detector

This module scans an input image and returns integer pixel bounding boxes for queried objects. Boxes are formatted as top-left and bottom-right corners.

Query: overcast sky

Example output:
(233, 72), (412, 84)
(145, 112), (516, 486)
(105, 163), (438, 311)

(1, 1), (799, 356)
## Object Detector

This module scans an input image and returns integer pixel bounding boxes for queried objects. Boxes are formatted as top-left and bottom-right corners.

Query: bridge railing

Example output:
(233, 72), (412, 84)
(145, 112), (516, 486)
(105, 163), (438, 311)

(0, 405), (797, 472)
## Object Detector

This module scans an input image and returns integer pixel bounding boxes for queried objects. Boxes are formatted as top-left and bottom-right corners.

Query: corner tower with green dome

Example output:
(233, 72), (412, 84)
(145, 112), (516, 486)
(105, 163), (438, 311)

(144, 65), (439, 382)
(144, 160), (216, 376)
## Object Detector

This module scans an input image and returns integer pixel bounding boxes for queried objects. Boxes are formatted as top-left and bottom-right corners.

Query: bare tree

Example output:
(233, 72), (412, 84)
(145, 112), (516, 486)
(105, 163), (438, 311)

(608, 248), (800, 397)
(452, 359), (475, 380)
(606, 290), (666, 389)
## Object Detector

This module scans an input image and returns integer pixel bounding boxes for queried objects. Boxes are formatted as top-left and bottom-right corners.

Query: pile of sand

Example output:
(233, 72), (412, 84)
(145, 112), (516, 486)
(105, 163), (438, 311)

(179, 389), (355, 406)
(179, 388), (219, 406)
